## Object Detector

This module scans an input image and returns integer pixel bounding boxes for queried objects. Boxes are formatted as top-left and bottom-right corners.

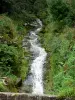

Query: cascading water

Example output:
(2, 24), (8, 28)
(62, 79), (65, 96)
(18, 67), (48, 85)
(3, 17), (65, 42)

(29, 19), (47, 94)
(22, 19), (47, 94)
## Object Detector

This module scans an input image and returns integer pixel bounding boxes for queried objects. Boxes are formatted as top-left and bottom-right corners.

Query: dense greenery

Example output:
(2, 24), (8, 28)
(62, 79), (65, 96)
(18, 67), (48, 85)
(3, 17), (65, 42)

(42, 22), (75, 96)
(0, 15), (29, 92)
(0, 0), (47, 22)
(41, 0), (75, 96)
(0, 0), (75, 97)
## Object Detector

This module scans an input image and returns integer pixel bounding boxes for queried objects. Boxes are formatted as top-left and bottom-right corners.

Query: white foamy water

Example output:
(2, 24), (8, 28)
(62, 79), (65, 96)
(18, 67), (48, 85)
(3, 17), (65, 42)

(29, 19), (47, 94)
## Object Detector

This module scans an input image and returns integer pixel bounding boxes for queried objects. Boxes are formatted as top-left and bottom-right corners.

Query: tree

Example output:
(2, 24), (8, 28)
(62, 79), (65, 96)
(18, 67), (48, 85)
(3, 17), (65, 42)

(0, 0), (48, 21)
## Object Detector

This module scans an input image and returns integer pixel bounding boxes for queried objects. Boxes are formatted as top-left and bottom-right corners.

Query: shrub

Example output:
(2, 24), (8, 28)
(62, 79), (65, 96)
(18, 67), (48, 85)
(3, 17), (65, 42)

(0, 15), (30, 82)
(0, 81), (8, 92)
(47, 0), (75, 26)
(49, 0), (70, 21)
(0, 44), (20, 76)
(42, 19), (75, 96)
(0, 15), (17, 43)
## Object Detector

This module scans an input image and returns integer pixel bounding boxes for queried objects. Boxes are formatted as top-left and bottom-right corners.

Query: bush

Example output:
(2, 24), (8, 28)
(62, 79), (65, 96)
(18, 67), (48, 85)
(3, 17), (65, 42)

(42, 20), (75, 96)
(0, 82), (8, 92)
(49, 0), (70, 21)
(47, 0), (75, 26)
(0, 44), (21, 76)
(0, 15), (29, 81)
(0, 15), (17, 43)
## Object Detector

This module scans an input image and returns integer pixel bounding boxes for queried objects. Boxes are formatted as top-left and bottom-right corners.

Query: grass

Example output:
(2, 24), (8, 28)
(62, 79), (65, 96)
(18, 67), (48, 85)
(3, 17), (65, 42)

(40, 20), (75, 96)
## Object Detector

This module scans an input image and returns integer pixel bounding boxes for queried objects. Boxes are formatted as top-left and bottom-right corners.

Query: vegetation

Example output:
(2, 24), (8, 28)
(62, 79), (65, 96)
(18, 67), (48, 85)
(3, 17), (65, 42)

(41, 0), (75, 96)
(0, 15), (29, 92)
(0, 0), (75, 97)
(0, 0), (47, 22)
(42, 22), (75, 96)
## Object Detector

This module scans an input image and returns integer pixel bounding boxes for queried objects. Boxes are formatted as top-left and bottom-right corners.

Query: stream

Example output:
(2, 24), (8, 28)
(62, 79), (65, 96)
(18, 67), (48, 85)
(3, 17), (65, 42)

(23, 19), (47, 94)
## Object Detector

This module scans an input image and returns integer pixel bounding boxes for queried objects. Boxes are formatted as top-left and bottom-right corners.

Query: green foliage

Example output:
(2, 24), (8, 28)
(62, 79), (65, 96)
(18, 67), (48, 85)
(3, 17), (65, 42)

(0, 15), (17, 44)
(0, 0), (75, 96)
(0, 15), (30, 91)
(0, 0), (48, 22)
(20, 58), (29, 80)
(0, 44), (21, 76)
(41, 20), (75, 96)
(49, 0), (69, 20)
(34, 0), (48, 19)
(0, 82), (8, 92)
(46, 0), (75, 26)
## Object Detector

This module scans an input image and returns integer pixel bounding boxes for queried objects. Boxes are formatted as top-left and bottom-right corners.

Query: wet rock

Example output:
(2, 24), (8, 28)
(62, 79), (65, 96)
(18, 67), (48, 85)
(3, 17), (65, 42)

(20, 83), (32, 93)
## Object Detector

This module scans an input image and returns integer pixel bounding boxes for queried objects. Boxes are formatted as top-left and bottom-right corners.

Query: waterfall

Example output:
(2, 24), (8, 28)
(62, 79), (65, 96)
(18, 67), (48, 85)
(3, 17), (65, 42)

(29, 19), (47, 94)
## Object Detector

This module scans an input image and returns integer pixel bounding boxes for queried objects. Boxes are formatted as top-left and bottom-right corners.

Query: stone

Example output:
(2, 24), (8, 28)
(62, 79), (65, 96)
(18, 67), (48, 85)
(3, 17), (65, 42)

(0, 93), (74, 100)
(0, 94), (7, 100)
(7, 93), (16, 100)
